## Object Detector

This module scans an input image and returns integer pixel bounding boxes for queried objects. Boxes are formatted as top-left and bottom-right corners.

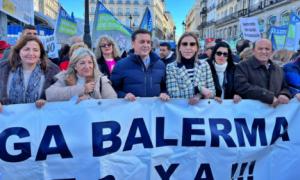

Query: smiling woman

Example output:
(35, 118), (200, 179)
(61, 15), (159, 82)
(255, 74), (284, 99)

(46, 47), (117, 103)
(0, 35), (60, 112)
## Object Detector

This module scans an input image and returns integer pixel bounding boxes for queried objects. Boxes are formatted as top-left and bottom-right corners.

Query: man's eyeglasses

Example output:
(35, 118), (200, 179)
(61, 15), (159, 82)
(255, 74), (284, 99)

(216, 51), (228, 57)
(181, 42), (196, 47)
(100, 43), (112, 48)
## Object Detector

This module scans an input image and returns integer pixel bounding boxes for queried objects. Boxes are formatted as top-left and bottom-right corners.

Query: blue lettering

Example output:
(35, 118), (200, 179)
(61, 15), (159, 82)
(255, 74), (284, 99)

(182, 118), (206, 146)
(93, 121), (121, 156)
(156, 117), (178, 147)
(36, 125), (72, 161)
(0, 127), (31, 162)
(271, 117), (289, 144)
(123, 118), (153, 151)
(235, 118), (267, 146)
(195, 163), (214, 180)
(155, 164), (179, 180)
(210, 118), (236, 147)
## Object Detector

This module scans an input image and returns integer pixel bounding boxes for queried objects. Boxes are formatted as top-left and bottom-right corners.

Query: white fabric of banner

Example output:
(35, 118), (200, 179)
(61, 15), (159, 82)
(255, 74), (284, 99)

(0, 98), (300, 180)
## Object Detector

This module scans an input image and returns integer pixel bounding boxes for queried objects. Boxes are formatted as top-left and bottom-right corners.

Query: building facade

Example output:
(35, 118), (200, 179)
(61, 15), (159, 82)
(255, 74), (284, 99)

(34, 0), (59, 20)
(197, 0), (300, 41)
(185, 0), (201, 37)
(89, 0), (175, 39)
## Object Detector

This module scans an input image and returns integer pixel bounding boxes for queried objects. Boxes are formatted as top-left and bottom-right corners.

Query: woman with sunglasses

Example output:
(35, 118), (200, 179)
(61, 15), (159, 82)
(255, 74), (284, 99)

(166, 32), (215, 105)
(95, 35), (121, 79)
(207, 41), (241, 103)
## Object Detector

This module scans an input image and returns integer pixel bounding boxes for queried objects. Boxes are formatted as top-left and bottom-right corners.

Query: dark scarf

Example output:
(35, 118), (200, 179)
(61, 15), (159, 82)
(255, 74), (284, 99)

(181, 55), (196, 69)
(9, 65), (42, 104)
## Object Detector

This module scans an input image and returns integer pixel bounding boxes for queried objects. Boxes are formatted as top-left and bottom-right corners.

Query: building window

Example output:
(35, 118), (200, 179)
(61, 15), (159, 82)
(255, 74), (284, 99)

(134, 8), (139, 16)
(126, 8), (130, 16)
(110, 8), (114, 14)
(144, 0), (150, 5)
(258, 19), (264, 33)
(280, 11), (290, 25)
(268, 15), (277, 26)
(266, 15), (277, 37)
(118, 8), (123, 15)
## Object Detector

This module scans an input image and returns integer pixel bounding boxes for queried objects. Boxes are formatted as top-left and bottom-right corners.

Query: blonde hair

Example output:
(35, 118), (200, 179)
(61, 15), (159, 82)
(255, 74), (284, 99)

(271, 49), (294, 66)
(69, 42), (88, 57)
(240, 47), (253, 61)
(94, 35), (120, 60)
(65, 47), (101, 85)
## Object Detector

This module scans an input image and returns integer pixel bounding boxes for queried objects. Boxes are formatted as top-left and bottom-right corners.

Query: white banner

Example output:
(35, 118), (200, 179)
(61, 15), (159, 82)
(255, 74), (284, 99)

(0, 98), (300, 180)
(240, 17), (261, 42)
(0, 0), (34, 25)
(39, 35), (59, 59)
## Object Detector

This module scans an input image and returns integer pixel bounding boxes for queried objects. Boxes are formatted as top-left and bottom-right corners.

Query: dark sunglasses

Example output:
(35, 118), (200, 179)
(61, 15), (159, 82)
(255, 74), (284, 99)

(216, 51), (228, 57)
(100, 43), (112, 48)
(181, 42), (196, 47)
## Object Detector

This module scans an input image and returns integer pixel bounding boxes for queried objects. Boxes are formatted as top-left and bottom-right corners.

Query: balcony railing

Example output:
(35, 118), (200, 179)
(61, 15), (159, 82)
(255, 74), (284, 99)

(215, 12), (238, 24)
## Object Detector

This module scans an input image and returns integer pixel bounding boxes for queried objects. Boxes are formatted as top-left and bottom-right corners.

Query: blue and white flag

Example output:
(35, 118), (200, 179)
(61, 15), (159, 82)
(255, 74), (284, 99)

(139, 7), (153, 32)
(284, 12), (300, 51)
(92, 1), (132, 52)
(269, 25), (288, 50)
(55, 6), (77, 44)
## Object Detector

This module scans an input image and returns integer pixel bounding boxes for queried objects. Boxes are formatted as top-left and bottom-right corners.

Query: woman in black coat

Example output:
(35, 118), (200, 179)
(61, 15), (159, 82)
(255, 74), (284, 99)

(207, 41), (241, 103)
(94, 35), (121, 79)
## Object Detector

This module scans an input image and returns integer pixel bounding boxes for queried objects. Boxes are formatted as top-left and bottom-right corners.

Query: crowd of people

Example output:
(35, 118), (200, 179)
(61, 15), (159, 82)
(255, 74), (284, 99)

(0, 25), (300, 112)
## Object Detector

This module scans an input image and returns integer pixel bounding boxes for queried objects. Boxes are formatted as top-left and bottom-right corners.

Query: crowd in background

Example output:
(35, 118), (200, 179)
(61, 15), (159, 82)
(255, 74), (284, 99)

(0, 25), (300, 112)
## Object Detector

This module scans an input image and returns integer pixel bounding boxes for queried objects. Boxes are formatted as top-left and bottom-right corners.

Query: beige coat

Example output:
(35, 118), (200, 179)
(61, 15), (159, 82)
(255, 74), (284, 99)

(46, 72), (117, 101)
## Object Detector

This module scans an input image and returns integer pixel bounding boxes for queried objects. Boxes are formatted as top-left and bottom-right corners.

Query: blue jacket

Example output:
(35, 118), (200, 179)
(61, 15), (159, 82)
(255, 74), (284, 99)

(111, 52), (166, 98)
(283, 60), (300, 96)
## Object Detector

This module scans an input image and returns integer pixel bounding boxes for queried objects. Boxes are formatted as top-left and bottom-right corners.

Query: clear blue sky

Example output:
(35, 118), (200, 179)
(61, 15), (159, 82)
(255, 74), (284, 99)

(59, 0), (194, 37)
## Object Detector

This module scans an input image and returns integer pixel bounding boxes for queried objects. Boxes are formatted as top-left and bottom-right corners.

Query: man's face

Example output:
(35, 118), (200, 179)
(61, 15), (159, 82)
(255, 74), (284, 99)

(22, 29), (37, 37)
(132, 33), (151, 59)
(159, 46), (170, 58)
(253, 39), (272, 64)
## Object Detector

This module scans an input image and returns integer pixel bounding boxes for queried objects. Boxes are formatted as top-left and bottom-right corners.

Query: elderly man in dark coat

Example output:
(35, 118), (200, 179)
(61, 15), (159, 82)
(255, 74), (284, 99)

(234, 39), (291, 107)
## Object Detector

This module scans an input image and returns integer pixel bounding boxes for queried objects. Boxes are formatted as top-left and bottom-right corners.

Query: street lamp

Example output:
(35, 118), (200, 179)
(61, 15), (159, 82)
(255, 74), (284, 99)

(83, 0), (92, 48)
(182, 21), (186, 32)
(128, 14), (132, 29)
(173, 26), (176, 41)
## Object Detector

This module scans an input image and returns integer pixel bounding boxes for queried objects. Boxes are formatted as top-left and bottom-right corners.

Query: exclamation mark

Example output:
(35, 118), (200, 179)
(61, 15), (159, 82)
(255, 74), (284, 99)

(237, 162), (248, 180)
(231, 163), (238, 179)
(247, 161), (256, 180)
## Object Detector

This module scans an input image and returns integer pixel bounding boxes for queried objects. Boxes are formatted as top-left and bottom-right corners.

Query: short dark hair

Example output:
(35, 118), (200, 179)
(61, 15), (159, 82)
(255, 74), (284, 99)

(160, 42), (171, 50)
(131, 29), (151, 41)
(236, 39), (251, 54)
(23, 24), (36, 31)
(210, 41), (234, 67)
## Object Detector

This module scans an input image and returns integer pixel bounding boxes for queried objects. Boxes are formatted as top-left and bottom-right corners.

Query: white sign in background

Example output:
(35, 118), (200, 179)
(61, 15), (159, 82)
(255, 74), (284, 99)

(240, 17), (261, 42)
(0, 98), (300, 180)
(0, 0), (34, 25)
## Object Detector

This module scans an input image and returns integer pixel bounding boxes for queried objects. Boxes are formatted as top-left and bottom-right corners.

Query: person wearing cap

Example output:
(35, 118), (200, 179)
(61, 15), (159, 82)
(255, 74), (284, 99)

(0, 40), (10, 60)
